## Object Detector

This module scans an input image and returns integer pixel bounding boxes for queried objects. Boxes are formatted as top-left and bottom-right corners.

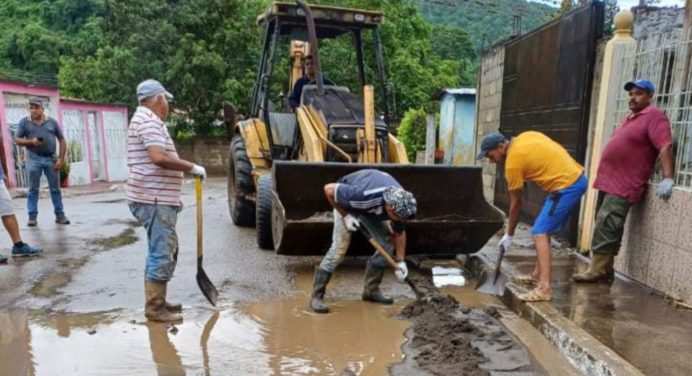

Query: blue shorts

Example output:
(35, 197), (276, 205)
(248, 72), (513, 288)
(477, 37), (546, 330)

(532, 174), (587, 236)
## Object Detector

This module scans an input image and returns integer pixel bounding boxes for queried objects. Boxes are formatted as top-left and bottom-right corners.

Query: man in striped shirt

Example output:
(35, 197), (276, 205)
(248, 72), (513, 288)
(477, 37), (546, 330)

(310, 169), (417, 313)
(127, 79), (206, 322)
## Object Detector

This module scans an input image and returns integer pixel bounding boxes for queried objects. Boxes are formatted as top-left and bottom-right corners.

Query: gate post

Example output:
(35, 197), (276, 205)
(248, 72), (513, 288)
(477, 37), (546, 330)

(579, 10), (636, 250)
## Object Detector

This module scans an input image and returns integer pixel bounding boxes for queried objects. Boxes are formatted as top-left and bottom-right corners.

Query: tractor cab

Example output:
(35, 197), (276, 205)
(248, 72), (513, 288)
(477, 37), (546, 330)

(251, 1), (391, 162)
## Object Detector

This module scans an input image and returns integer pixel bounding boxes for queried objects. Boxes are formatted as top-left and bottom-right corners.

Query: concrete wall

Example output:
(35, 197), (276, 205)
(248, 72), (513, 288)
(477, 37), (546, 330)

(475, 45), (505, 202)
(175, 138), (228, 176)
(632, 6), (683, 38)
(616, 187), (692, 304)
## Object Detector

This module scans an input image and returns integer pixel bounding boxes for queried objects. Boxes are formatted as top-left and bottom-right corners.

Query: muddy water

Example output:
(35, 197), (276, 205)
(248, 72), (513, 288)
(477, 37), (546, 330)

(0, 301), (408, 376)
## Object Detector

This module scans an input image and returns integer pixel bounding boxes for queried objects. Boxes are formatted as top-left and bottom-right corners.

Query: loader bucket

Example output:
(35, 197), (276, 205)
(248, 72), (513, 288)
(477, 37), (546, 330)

(271, 161), (504, 256)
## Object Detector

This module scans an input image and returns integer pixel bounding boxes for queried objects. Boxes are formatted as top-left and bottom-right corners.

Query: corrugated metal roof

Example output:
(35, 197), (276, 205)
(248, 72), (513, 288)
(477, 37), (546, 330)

(442, 88), (476, 96)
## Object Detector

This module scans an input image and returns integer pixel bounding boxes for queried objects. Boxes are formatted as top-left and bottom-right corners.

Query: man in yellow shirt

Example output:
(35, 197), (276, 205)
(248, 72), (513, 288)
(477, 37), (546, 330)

(478, 131), (587, 301)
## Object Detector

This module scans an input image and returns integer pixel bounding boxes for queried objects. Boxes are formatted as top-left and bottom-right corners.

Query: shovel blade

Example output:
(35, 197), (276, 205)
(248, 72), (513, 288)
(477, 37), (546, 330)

(475, 271), (508, 296)
(196, 258), (219, 306)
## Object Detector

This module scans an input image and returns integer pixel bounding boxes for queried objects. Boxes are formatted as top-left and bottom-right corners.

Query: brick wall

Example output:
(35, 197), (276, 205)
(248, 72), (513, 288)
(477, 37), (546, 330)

(475, 45), (505, 202)
(174, 138), (229, 176)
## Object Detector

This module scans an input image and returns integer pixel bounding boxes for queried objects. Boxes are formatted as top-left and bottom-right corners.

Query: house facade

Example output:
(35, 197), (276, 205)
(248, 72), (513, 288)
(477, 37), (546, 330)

(0, 80), (128, 187)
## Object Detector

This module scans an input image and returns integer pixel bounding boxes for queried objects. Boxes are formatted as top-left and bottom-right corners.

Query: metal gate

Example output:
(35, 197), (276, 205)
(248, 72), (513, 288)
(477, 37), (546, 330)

(494, 3), (604, 244)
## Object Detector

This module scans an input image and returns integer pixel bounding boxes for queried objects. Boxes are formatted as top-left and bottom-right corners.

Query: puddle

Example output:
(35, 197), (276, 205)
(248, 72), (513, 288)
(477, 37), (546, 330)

(89, 228), (138, 251)
(0, 299), (409, 376)
(30, 272), (72, 297)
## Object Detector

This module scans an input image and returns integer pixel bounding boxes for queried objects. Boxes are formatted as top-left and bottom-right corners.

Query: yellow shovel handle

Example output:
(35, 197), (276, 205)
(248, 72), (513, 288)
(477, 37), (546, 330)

(196, 177), (203, 258)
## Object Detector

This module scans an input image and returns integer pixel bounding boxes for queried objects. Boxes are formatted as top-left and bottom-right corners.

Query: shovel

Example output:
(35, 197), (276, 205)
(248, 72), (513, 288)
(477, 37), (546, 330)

(475, 244), (508, 296)
(357, 224), (425, 299)
(196, 177), (219, 306)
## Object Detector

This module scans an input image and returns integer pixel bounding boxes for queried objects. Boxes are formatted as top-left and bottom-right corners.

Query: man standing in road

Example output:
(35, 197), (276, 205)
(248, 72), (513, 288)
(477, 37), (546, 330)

(573, 79), (674, 283)
(15, 98), (69, 227)
(289, 54), (334, 110)
(0, 167), (43, 264)
(478, 131), (587, 302)
(309, 169), (417, 314)
(127, 79), (206, 322)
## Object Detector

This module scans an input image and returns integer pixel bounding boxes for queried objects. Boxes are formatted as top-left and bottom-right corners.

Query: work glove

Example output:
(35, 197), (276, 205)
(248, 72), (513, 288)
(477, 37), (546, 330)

(500, 233), (513, 250)
(343, 214), (360, 232)
(190, 164), (207, 180)
(395, 261), (408, 282)
(657, 178), (674, 200)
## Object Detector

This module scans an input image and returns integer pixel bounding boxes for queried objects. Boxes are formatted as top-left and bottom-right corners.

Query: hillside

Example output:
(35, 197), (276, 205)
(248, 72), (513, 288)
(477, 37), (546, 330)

(411, 0), (557, 49)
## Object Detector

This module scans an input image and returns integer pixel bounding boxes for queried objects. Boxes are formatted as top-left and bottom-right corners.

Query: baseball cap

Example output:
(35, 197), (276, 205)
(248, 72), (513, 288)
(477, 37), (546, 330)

(28, 98), (43, 106)
(624, 79), (655, 94)
(476, 132), (507, 160)
(383, 187), (417, 219)
(136, 79), (174, 102)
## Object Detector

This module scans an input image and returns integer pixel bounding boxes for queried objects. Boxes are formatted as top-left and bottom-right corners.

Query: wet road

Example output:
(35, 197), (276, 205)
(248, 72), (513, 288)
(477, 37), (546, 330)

(0, 178), (417, 375)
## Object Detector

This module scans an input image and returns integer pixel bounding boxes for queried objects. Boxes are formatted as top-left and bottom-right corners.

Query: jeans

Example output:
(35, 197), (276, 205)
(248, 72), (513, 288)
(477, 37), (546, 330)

(319, 209), (395, 273)
(129, 201), (179, 282)
(26, 154), (64, 218)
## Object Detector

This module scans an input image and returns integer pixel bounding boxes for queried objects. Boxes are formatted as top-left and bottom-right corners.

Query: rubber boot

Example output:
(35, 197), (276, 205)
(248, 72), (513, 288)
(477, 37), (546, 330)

(145, 282), (183, 322)
(310, 268), (332, 314)
(161, 283), (183, 313)
(362, 261), (393, 304)
(572, 253), (615, 283)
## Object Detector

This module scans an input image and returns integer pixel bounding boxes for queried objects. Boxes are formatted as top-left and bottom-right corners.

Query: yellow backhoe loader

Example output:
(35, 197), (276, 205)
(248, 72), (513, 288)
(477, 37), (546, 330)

(227, 1), (503, 255)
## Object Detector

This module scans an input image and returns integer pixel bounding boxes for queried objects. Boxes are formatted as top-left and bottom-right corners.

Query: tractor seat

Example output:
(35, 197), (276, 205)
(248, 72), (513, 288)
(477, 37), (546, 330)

(301, 84), (386, 128)
(268, 112), (297, 146)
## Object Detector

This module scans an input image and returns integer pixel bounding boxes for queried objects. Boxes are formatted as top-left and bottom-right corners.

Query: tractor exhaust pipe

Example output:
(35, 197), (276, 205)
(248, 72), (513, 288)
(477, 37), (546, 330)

(296, 0), (324, 96)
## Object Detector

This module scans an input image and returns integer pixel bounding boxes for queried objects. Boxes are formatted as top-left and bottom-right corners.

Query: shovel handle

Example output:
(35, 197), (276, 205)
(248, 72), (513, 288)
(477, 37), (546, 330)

(196, 177), (203, 259)
(359, 225), (399, 270)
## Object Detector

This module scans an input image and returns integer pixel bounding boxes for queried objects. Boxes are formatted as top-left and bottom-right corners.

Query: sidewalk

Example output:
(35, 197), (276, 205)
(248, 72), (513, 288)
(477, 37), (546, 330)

(466, 224), (692, 376)
(10, 181), (123, 199)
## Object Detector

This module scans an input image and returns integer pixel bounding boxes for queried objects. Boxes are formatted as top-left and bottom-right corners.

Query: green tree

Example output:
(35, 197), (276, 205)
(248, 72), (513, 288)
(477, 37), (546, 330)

(397, 108), (429, 161)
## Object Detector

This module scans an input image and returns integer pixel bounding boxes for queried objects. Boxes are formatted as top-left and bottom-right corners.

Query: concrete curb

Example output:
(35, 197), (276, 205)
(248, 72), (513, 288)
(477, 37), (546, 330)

(465, 254), (645, 376)
(10, 184), (123, 199)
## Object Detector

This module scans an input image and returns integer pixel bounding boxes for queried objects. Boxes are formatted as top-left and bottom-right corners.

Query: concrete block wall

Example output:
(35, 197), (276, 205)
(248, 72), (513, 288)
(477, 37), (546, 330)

(475, 45), (505, 202)
(175, 138), (229, 176)
(632, 6), (683, 38)
(616, 187), (692, 304)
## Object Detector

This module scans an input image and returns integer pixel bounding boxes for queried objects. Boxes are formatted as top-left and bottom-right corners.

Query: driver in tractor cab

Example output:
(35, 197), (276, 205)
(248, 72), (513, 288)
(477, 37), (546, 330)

(289, 54), (334, 110)
(310, 169), (417, 314)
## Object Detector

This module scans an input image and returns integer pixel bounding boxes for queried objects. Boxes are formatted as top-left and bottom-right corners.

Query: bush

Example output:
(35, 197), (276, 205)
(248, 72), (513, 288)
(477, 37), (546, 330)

(398, 108), (436, 162)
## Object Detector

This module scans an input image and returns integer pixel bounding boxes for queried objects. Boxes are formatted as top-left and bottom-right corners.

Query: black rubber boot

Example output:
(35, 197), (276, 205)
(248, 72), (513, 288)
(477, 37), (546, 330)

(310, 268), (332, 314)
(362, 261), (393, 304)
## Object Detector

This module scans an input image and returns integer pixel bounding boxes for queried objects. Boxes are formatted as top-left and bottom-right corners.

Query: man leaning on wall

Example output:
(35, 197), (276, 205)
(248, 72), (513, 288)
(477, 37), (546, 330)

(573, 79), (675, 283)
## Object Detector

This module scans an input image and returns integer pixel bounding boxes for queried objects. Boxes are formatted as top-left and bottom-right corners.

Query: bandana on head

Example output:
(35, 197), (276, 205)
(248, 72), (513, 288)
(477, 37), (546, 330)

(383, 187), (417, 219)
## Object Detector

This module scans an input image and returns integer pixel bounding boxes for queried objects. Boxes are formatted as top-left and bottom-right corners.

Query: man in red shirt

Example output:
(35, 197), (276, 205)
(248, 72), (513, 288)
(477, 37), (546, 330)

(573, 79), (675, 283)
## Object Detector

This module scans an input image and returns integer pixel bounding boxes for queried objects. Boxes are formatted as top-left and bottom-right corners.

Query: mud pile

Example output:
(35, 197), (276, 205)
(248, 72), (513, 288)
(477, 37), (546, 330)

(389, 271), (535, 376)
(400, 293), (488, 376)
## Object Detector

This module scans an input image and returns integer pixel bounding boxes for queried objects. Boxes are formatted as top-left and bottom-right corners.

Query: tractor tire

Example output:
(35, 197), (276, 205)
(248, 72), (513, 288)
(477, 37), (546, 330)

(228, 135), (255, 227)
(256, 173), (274, 250)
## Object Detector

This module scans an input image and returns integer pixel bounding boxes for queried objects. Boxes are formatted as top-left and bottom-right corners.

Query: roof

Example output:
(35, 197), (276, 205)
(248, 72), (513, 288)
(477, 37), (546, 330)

(257, 2), (384, 38)
(442, 88), (476, 96)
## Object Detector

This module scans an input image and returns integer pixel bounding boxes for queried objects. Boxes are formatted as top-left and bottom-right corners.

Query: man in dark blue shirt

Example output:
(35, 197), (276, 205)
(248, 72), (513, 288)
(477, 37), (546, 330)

(289, 55), (334, 110)
(15, 98), (69, 227)
(310, 169), (417, 314)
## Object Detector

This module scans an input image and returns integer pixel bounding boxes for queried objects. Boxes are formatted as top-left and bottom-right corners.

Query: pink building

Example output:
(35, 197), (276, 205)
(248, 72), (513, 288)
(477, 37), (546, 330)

(0, 79), (129, 188)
